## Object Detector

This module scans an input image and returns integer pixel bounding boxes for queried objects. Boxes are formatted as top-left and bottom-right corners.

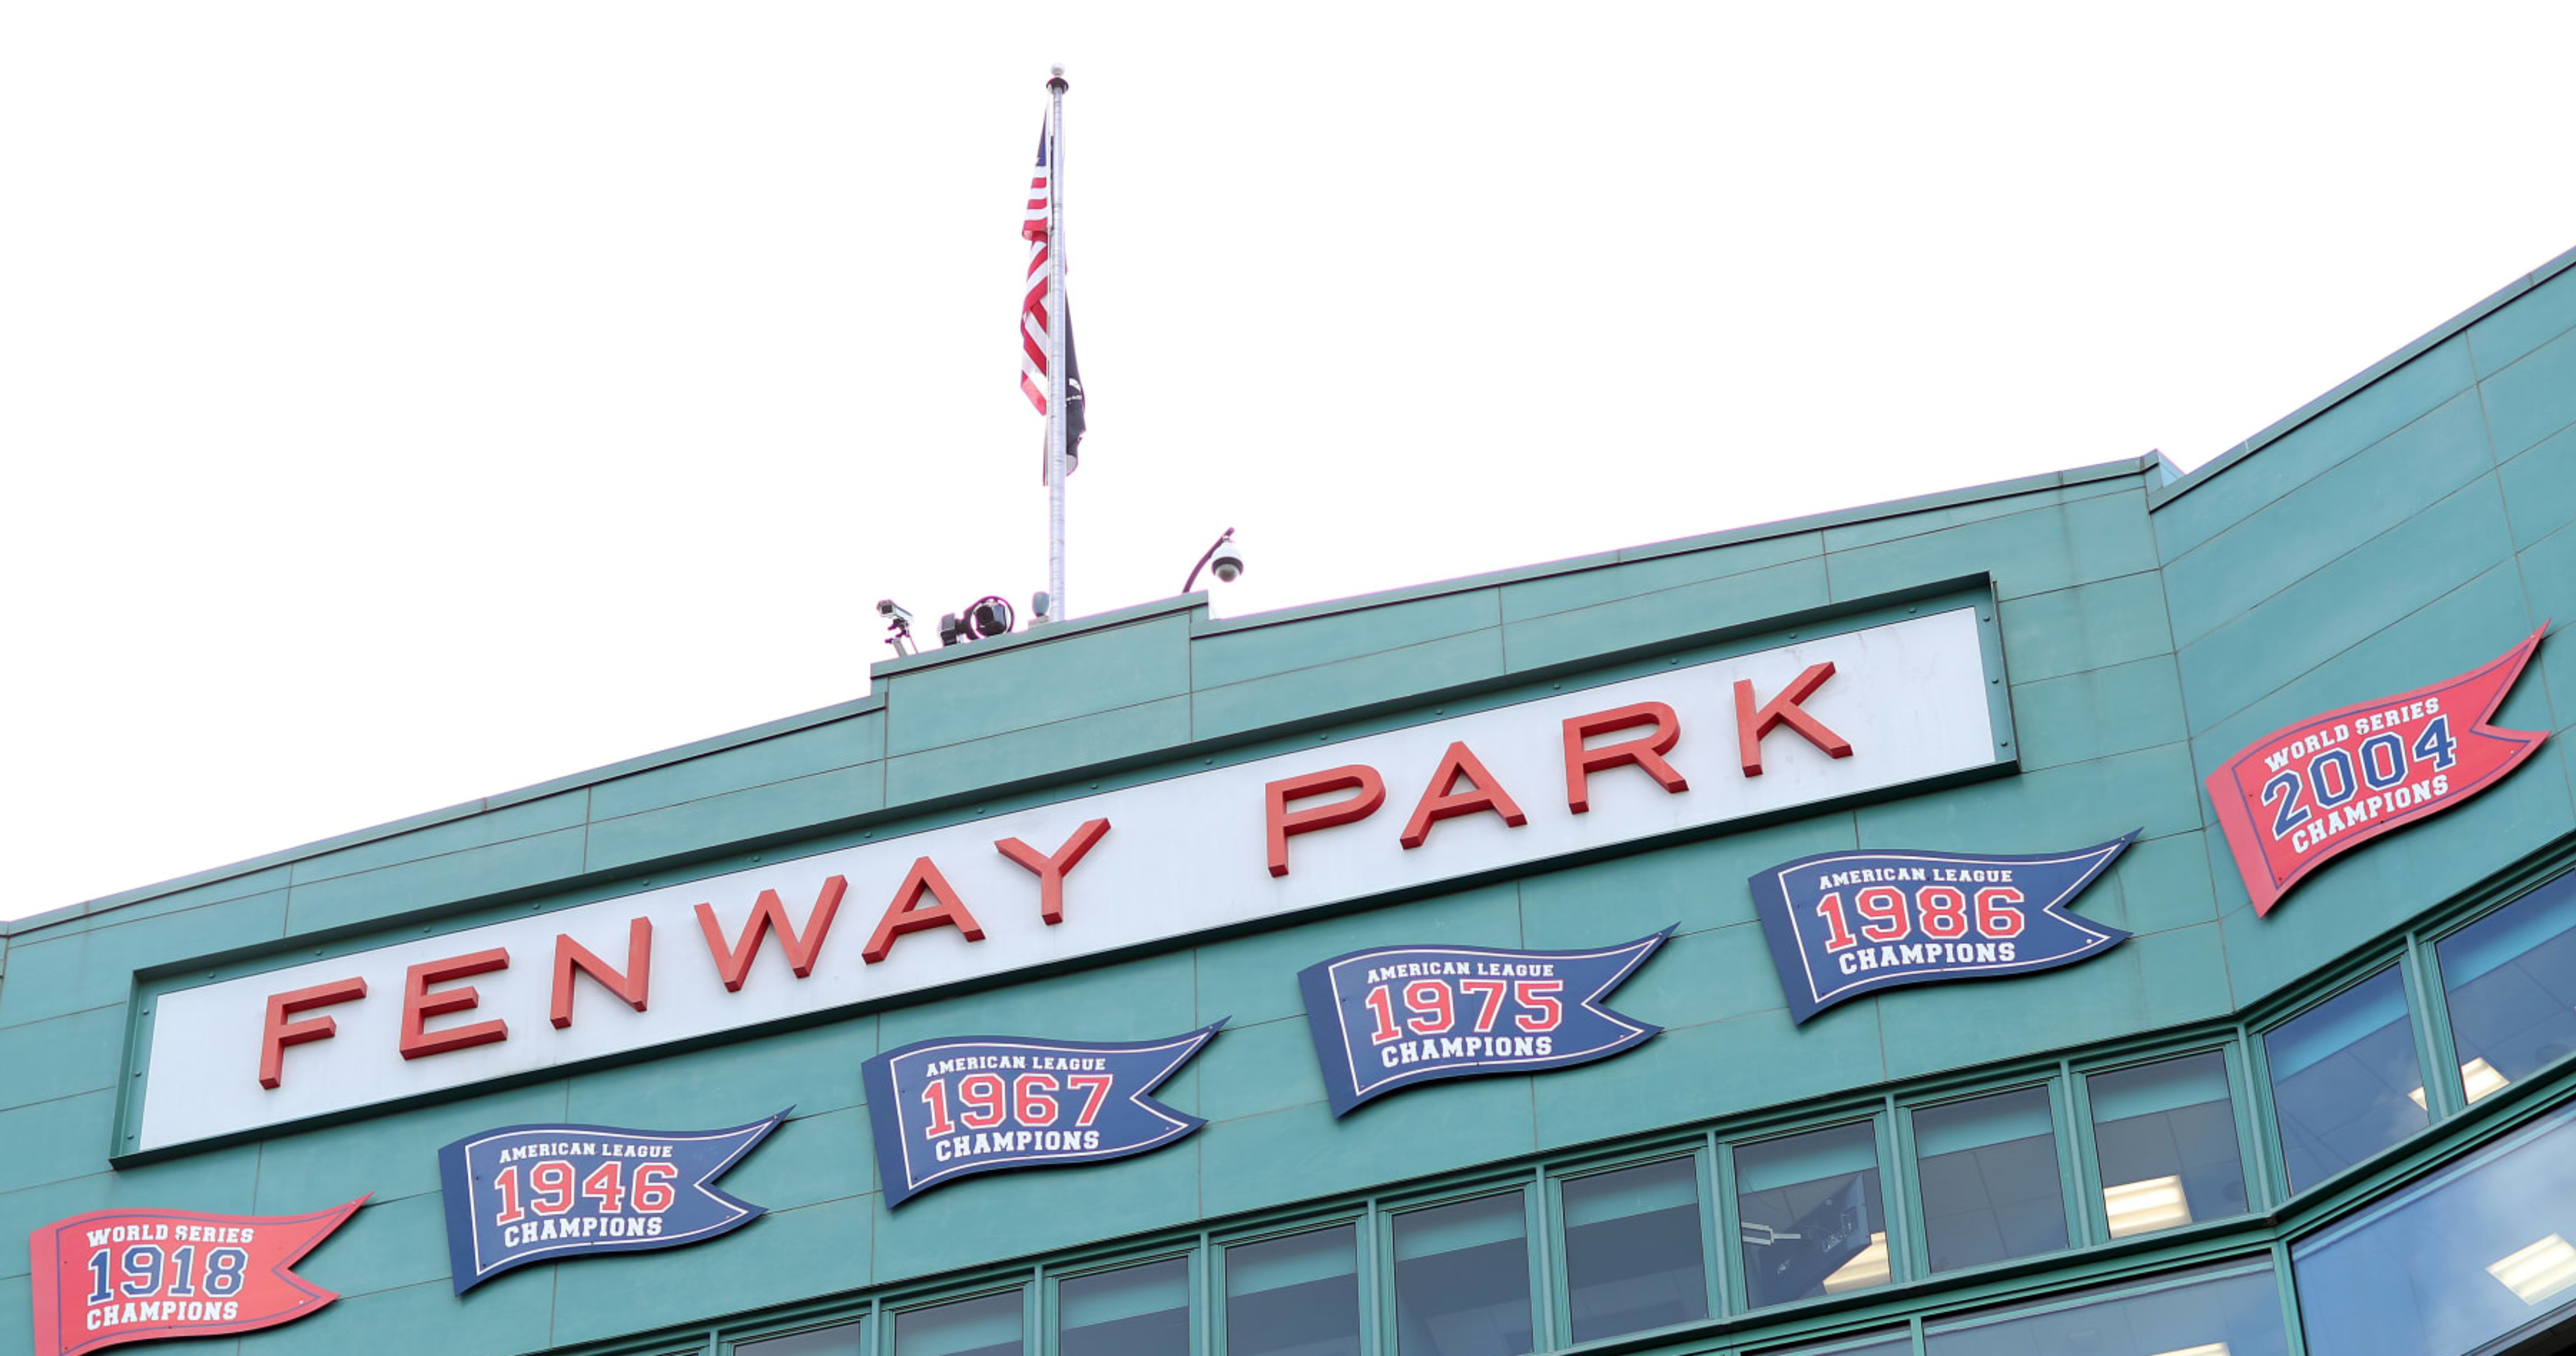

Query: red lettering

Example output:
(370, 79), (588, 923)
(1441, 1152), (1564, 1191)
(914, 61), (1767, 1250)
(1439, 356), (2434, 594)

(994, 818), (1111, 924)
(694, 877), (847, 992)
(1400, 741), (1528, 849)
(550, 917), (652, 1029)
(256, 976), (367, 1089)
(1562, 702), (1688, 813)
(1735, 661), (1853, 775)
(862, 858), (985, 963)
(1265, 764), (1386, 877)
(399, 949), (510, 1060)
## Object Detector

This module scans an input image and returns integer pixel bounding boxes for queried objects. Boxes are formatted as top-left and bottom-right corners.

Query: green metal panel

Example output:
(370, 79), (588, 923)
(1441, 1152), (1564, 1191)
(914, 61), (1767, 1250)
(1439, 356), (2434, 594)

(1822, 490), (2156, 605)
(2498, 426), (2576, 549)
(1496, 532), (1822, 625)
(589, 715), (885, 822)
(0, 888), (287, 1027)
(2002, 658), (2188, 773)
(1500, 557), (1832, 675)
(2467, 263), (2576, 377)
(1992, 572), (2173, 685)
(1189, 630), (1508, 743)
(885, 696), (1192, 806)
(1190, 590), (1502, 691)
(2479, 324), (2576, 458)
(586, 765), (887, 873)
(284, 827), (588, 935)
(882, 614), (1192, 759)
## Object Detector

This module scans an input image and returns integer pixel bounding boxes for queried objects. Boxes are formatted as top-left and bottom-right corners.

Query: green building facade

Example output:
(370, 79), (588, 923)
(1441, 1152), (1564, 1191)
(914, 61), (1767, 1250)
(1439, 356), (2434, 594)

(7, 243), (2576, 1356)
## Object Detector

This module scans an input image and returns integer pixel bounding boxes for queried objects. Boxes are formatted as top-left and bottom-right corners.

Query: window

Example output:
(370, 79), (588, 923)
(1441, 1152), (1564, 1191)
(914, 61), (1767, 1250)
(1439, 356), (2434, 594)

(1561, 1157), (1708, 1341)
(1736, 1121), (1889, 1307)
(1913, 1088), (2067, 1272)
(736, 1328), (864, 1356)
(2440, 873), (2576, 1101)
(1058, 1258), (1188, 1356)
(895, 1292), (1021, 1356)
(1923, 1263), (2289, 1355)
(2087, 1052), (2248, 1238)
(2293, 1101), (2576, 1356)
(1757, 1330), (1910, 1356)
(2267, 965), (2430, 1193)
(1227, 1225), (1362, 1356)
(1392, 1193), (1533, 1356)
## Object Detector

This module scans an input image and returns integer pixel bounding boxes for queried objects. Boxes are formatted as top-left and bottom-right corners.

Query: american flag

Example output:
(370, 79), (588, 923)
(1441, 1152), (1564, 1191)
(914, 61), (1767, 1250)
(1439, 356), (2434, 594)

(1020, 121), (1083, 473)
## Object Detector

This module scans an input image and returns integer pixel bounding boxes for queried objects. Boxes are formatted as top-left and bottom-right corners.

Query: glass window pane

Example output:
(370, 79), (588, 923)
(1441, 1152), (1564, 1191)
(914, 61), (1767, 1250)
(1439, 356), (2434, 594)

(1735, 1121), (1889, 1307)
(1913, 1087), (2067, 1272)
(737, 1325), (865, 1356)
(2440, 872), (2576, 1098)
(1060, 1258), (1188, 1356)
(1925, 1264), (2288, 1355)
(2267, 965), (2430, 1193)
(1393, 1193), (1533, 1356)
(2088, 1052), (2249, 1238)
(896, 1291), (1021, 1356)
(2293, 1100), (2576, 1355)
(1228, 1224), (1361, 1356)
(1756, 1330), (1910, 1356)
(1561, 1158), (1708, 1342)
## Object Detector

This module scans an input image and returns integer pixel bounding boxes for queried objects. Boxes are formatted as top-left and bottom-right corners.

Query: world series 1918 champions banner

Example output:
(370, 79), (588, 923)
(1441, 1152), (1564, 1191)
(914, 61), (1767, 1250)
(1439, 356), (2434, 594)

(1751, 836), (2135, 1023)
(862, 1025), (1222, 1207)
(1297, 934), (1669, 1116)
(27, 1199), (365, 1356)
(437, 1114), (784, 1292)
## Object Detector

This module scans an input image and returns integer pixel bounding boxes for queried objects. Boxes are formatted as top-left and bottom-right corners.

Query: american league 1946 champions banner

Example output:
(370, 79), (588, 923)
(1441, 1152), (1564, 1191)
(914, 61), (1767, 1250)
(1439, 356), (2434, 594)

(1297, 933), (1670, 1117)
(437, 1114), (784, 1293)
(1752, 835), (2136, 1024)
(862, 1025), (1223, 1207)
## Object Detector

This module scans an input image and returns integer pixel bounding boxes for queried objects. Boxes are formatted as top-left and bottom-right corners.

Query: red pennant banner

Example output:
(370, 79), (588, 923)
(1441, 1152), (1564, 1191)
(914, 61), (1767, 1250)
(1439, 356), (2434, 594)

(27, 1197), (365, 1356)
(2208, 624), (2551, 917)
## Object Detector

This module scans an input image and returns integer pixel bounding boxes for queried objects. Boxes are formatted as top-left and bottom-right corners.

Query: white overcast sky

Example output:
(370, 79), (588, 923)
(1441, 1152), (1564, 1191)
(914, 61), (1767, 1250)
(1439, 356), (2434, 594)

(4, 3), (2573, 920)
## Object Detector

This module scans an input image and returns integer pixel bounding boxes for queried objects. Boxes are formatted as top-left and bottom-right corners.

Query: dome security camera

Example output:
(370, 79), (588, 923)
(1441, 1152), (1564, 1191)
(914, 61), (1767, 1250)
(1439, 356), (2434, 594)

(1210, 537), (1246, 584)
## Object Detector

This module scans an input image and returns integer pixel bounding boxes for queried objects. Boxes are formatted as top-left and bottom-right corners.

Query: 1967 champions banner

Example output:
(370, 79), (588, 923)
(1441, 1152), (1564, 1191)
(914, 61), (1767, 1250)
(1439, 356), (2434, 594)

(2207, 625), (2550, 915)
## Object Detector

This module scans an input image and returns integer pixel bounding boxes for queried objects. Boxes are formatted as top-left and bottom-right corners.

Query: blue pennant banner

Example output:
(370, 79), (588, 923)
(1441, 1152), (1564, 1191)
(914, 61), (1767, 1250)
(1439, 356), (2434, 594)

(1297, 932), (1670, 1117)
(862, 1024), (1223, 1208)
(1751, 833), (2137, 1024)
(438, 1112), (784, 1293)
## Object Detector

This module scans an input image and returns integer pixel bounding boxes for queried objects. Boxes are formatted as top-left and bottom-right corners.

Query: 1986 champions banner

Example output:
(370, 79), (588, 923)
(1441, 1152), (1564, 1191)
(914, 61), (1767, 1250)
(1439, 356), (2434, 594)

(1297, 934), (1668, 1115)
(863, 1026), (1222, 1206)
(1752, 837), (2134, 1023)
(437, 1115), (783, 1292)
(2207, 625), (2550, 916)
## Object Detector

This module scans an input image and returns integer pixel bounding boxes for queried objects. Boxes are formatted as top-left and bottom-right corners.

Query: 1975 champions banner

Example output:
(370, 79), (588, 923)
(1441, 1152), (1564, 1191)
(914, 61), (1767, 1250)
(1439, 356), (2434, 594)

(2207, 625), (2550, 915)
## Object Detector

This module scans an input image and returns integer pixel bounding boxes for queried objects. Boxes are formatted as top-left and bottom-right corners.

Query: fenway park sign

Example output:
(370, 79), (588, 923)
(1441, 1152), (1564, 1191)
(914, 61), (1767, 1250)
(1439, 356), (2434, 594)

(134, 607), (2006, 1152)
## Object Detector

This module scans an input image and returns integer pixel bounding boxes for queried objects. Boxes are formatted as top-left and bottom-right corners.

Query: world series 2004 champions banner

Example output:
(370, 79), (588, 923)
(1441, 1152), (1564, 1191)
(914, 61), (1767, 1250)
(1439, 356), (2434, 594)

(437, 1114), (783, 1292)
(1297, 934), (1668, 1116)
(1751, 836), (2135, 1023)
(863, 1025), (1222, 1207)
(27, 1199), (365, 1356)
(2208, 624), (2551, 916)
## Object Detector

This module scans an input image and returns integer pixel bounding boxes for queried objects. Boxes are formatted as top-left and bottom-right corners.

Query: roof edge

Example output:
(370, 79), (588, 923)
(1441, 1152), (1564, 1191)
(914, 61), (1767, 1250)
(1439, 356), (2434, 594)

(2150, 241), (2576, 511)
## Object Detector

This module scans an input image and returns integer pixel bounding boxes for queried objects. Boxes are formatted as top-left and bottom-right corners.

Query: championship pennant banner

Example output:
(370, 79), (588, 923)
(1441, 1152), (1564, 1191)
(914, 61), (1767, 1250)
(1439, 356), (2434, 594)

(28, 1199), (364, 1356)
(1751, 836), (2134, 1023)
(1297, 934), (1668, 1116)
(863, 1026), (1222, 1207)
(437, 1114), (783, 1292)
(2208, 625), (2550, 916)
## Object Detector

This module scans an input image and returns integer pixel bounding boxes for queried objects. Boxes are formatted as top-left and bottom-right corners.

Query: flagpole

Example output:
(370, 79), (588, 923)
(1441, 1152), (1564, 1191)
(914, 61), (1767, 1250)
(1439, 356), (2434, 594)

(1045, 64), (1070, 622)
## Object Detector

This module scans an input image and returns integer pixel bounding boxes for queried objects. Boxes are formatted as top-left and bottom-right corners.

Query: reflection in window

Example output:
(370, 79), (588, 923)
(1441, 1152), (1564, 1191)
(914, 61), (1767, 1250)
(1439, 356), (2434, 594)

(1561, 1158), (1707, 1342)
(2294, 1101), (2576, 1355)
(1393, 1193), (1533, 1356)
(1060, 1257), (1188, 1356)
(2440, 873), (2576, 1100)
(1925, 1263), (2288, 1355)
(2088, 1052), (2248, 1238)
(1914, 1088), (2066, 1272)
(2267, 965), (2430, 1193)
(895, 1291), (1021, 1356)
(1736, 1121), (1889, 1307)
(1228, 1225), (1362, 1356)
(736, 1323), (865, 1356)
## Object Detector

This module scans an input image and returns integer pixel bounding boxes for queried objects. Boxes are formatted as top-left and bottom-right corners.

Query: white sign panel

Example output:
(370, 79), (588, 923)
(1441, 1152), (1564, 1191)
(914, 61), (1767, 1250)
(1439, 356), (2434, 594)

(138, 608), (2000, 1151)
